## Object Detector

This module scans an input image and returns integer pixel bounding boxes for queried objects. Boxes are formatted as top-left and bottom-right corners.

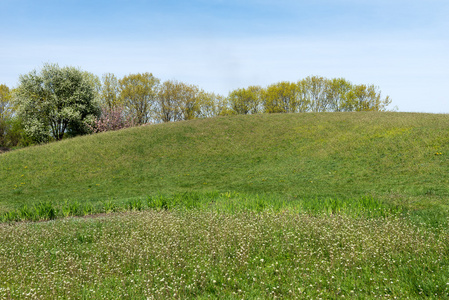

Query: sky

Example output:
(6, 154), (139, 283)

(1, 0), (448, 113)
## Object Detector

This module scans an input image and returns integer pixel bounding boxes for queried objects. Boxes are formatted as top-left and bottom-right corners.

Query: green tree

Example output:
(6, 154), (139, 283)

(0, 84), (14, 121)
(228, 86), (262, 115)
(14, 63), (100, 142)
(0, 116), (32, 148)
(0, 85), (31, 147)
(156, 80), (202, 122)
(263, 82), (298, 113)
(83, 72), (101, 101)
(0, 84), (12, 146)
(325, 78), (353, 112)
(67, 71), (102, 137)
(119, 73), (160, 125)
(197, 91), (218, 118)
(177, 82), (201, 121)
(346, 84), (392, 111)
(156, 80), (182, 122)
(299, 76), (329, 112)
(195, 91), (236, 118)
(101, 73), (121, 109)
(216, 94), (235, 116)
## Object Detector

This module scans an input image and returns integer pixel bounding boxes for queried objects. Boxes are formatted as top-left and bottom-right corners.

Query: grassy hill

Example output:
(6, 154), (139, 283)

(2, 112), (449, 298)
(1, 112), (449, 216)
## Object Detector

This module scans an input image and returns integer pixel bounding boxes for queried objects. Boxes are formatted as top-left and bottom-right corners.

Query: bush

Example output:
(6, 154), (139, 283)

(0, 116), (33, 148)
(87, 106), (135, 133)
(0, 118), (7, 147)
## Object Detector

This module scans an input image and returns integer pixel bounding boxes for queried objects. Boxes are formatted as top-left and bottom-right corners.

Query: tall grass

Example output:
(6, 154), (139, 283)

(1, 192), (402, 223)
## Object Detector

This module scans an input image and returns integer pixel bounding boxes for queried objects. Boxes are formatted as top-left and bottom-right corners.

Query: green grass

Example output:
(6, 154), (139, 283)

(1, 112), (449, 215)
(1, 191), (403, 222)
(1, 210), (448, 299)
(1, 112), (449, 298)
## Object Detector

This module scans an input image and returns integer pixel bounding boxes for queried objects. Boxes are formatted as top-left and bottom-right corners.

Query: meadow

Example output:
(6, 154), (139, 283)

(1, 112), (449, 298)
(2, 209), (448, 299)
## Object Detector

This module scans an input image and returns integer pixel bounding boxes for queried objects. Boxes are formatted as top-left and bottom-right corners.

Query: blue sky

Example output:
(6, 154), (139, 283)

(1, 0), (448, 112)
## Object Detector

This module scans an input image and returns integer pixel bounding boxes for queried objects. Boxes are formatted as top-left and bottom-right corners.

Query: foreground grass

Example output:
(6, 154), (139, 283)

(1, 112), (449, 298)
(1, 210), (448, 299)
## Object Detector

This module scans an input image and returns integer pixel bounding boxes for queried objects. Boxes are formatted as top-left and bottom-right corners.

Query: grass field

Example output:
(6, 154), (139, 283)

(2, 210), (448, 299)
(1, 112), (449, 298)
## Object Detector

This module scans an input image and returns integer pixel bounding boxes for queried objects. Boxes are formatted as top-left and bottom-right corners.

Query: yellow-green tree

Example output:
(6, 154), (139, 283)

(0, 84), (13, 146)
(0, 84), (13, 121)
(215, 94), (235, 117)
(263, 81), (299, 113)
(196, 91), (220, 119)
(228, 86), (262, 115)
(119, 73), (160, 125)
(178, 83), (201, 121)
(101, 73), (121, 109)
(157, 80), (180, 122)
(299, 76), (329, 112)
(195, 91), (238, 118)
(346, 84), (392, 111)
(325, 78), (353, 112)
(156, 80), (204, 122)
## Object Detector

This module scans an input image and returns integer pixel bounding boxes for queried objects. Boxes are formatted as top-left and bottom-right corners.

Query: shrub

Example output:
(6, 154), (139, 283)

(87, 106), (135, 133)
(0, 116), (33, 148)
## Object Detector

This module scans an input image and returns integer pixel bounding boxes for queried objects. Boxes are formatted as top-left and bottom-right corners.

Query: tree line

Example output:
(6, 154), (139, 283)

(0, 63), (391, 147)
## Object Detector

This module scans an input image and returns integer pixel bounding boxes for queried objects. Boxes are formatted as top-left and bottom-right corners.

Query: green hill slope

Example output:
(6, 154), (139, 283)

(1, 112), (449, 214)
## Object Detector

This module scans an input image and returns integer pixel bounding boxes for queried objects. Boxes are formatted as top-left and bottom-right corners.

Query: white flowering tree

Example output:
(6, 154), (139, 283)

(14, 63), (100, 143)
